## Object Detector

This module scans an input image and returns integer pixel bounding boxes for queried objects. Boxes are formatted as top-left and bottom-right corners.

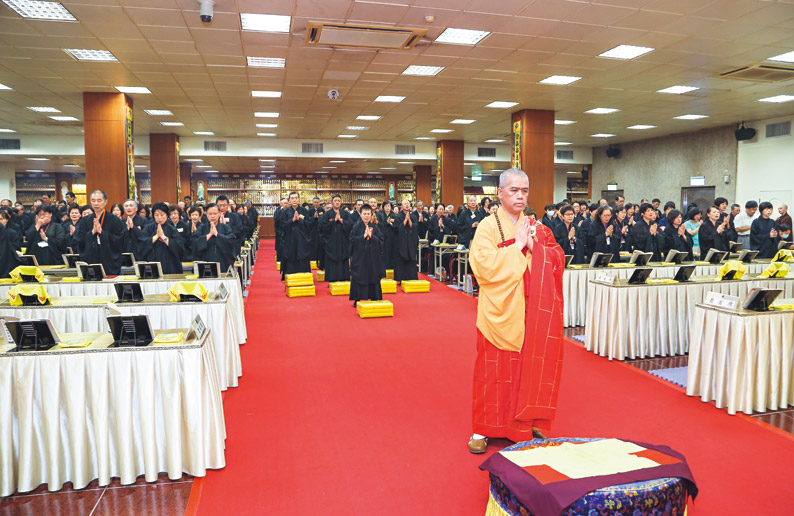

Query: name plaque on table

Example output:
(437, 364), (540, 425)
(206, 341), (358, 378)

(703, 291), (740, 311)
(217, 283), (229, 300)
(594, 271), (617, 285)
(187, 314), (208, 342)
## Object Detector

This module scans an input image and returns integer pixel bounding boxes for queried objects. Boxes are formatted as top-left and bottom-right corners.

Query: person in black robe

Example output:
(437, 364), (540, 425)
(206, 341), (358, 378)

(307, 197), (324, 263)
(0, 222), (21, 278)
(586, 205), (621, 261)
(610, 206), (632, 255)
(139, 202), (184, 275)
(457, 196), (484, 249)
(750, 202), (779, 259)
(192, 203), (236, 272)
(367, 198), (387, 275)
(381, 201), (397, 270)
(319, 195), (352, 282)
(394, 199), (419, 282)
(169, 204), (191, 261)
(698, 206), (730, 260)
(235, 205), (254, 240)
(553, 205), (586, 264)
(245, 201), (259, 234)
(274, 198), (287, 265)
(187, 206), (204, 242)
(0, 209), (22, 252)
(349, 204), (385, 306)
(427, 203), (454, 275)
(61, 204), (83, 253)
(120, 199), (149, 260)
(660, 209), (694, 259)
(349, 199), (363, 226)
(77, 190), (125, 276)
(25, 205), (66, 265)
(216, 195), (243, 257)
(280, 192), (312, 279)
(630, 203), (662, 261)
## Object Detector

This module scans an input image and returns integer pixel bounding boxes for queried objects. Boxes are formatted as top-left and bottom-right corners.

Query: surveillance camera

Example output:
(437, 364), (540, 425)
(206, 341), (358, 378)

(328, 89), (340, 101)
(198, 0), (214, 23)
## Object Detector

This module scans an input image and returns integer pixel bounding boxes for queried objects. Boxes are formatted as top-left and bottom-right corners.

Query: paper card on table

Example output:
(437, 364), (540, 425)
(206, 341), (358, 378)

(217, 283), (229, 300)
(186, 314), (208, 342)
(703, 291), (740, 310)
(594, 271), (617, 285)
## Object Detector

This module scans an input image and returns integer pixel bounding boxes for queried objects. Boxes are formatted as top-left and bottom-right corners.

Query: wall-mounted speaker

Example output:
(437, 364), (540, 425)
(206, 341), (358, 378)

(605, 146), (620, 158)
(735, 123), (756, 141)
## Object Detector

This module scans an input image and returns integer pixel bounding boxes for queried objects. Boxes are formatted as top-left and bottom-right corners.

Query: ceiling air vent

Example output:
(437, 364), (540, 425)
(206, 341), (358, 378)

(204, 140), (226, 152)
(302, 143), (324, 154)
(0, 139), (21, 150)
(306, 22), (427, 50)
(395, 144), (415, 155)
(717, 64), (794, 83)
(766, 121), (791, 138)
(477, 147), (496, 158)
(556, 150), (574, 160)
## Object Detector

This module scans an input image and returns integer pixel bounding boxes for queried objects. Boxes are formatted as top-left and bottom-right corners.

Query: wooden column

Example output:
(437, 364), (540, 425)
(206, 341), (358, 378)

(436, 140), (464, 207)
(180, 162), (192, 201)
(414, 165), (432, 206)
(511, 109), (555, 215)
(150, 133), (180, 204)
(83, 92), (133, 204)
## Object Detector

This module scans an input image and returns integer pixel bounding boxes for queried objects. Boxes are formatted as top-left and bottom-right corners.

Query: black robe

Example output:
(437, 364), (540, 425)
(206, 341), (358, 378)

(349, 221), (384, 302)
(428, 214), (453, 243)
(456, 208), (484, 248)
(3, 225), (21, 252)
(371, 211), (387, 274)
(698, 219), (729, 260)
(192, 222), (236, 272)
(612, 218), (631, 253)
(25, 222), (66, 265)
(77, 211), (125, 275)
(383, 212), (398, 269)
(319, 208), (352, 282)
(631, 219), (662, 261)
(662, 225), (694, 259)
(61, 219), (82, 253)
(274, 207), (284, 263)
(750, 217), (779, 259)
(280, 206), (312, 278)
(121, 215), (149, 260)
(554, 222), (586, 264)
(168, 219), (192, 261)
(586, 222), (621, 262)
(394, 210), (419, 281)
(140, 222), (184, 275)
(307, 206), (324, 261)
(219, 210), (243, 256)
(0, 224), (21, 278)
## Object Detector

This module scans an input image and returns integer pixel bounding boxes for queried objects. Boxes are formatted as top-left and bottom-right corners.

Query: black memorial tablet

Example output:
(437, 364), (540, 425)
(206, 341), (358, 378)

(107, 315), (155, 347)
(114, 282), (144, 303)
(195, 261), (221, 278)
(673, 265), (696, 282)
(627, 267), (653, 285)
(742, 288), (783, 312)
(6, 320), (59, 351)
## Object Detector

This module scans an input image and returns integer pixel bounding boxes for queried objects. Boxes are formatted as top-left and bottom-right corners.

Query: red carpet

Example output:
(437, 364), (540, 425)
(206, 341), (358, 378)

(197, 240), (794, 515)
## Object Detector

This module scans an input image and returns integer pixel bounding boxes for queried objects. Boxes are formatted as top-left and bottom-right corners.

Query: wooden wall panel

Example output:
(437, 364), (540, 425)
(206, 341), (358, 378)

(437, 140), (464, 207)
(414, 165), (432, 207)
(512, 109), (555, 215)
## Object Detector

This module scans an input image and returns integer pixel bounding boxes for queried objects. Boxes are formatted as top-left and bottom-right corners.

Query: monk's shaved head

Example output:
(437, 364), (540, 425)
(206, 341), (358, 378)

(499, 168), (529, 189)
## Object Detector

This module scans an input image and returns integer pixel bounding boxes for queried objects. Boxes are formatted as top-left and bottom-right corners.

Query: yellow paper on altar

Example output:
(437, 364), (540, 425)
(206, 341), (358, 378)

(608, 263), (636, 268)
(380, 278), (397, 293)
(567, 265), (582, 269)
(91, 297), (116, 304)
(59, 338), (91, 348)
(285, 272), (314, 287)
(717, 260), (747, 280)
(7, 284), (50, 306)
(759, 262), (790, 278)
(9, 266), (45, 283)
(45, 265), (67, 269)
(153, 332), (184, 344)
(61, 276), (82, 282)
(646, 278), (679, 284)
(167, 281), (209, 302)
(661, 262), (676, 266)
(696, 261), (711, 265)
(184, 274), (199, 280)
(329, 281), (351, 295)
(772, 249), (794, 262)
(0, 278), (14, 284)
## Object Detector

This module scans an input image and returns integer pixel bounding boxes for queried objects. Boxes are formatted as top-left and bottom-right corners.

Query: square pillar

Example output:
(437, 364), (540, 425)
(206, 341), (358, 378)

(83, 92), (134, 204)
(511, 109), (555, 215)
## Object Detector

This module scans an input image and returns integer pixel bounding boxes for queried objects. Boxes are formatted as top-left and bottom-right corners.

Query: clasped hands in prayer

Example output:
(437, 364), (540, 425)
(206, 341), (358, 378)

(152, 223), (169, 245)
(364, 226), (373, 240)
(514, 216), (536, 254)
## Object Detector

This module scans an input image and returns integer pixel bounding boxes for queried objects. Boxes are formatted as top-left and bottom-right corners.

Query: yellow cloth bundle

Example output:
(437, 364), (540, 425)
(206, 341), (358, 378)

(59, 338), (91, 348)
(167, 281), (209, 302)
(286, 285), (315, 297)
(7, 284), (51, 306)
(276, 261), (281, 271)
(773, 249), (794, 262)
(329, 281), (351, 295)
(759, 262), (790, 278)
(401, 280), (430, 293)
(316, 270), (326, 282)
(696, 261), (712, 265)
(646, 278), (679, 284)
(44, 265), (67, 270)
(310, 261), (319, 270)
(153, 332), (185, 344)
(380, 278), (397, 294)
(285, 272), (314, 287)
(717, 260), (747, 280)
(9, 266), (45, 283)
(60, 276), (82, 282)
(608, 263), (636, 268)
(356, 300), (394, 318)
(770, 303), (794, 311)
(385, 269), (394, 279)
(567, 265), (583, 269)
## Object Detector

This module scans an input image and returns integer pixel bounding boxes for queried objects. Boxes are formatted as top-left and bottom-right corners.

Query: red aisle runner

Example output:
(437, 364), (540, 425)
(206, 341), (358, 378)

(196, 240), (794, 515)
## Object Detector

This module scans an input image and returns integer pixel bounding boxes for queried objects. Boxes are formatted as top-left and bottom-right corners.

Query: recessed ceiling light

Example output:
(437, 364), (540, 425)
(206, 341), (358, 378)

(402, 65), (444, 76)
(598, 44), (654, 60)
(205, 170), (218, 173)
(315, 170), (328, 174)
(767, 50), (794, 63)
(590, 133), (615, 138)
(484, 139), (505, 143)
(758, 95), (794, 103)
(674, 114), (708, 120)
(538, 75), (581, 85)
(322, 166), (336, 169)
(160, 121), (183, 126)
(346, 126), (368, 130)
(184, 159), (203, 162)
(257, 132), (276, 137)
(397, 161), (414, 164)
(246, 56), (286, 68)
(63, 49), (117, 62)
(554, 142), (572, 146)
(435, 28), (490, 46)
(27, 157), (49, 161)
(194, 131), (214, 135)
(134, 165), (147, 168)
(254, 112), (279, 118)
(627, 125), (656, 130)
(0, 83), (10, 90)
(586, 107), (619, 114)
(657, 85), (699, 95)
(367, 171), (380, 174)
(415, 137), (433, 140)
(554, 120), (576, 125)
(64, 164), (79, 167)
(329, 160), (346, 163)
(144, 109), (173, 116)
(357, 115), (381, 121)
(26, 169), (45, 173)
(381, 167), (396, 170)
(115, 86), (151, 94)
(430, 129), (453, 133)
(2, 0), (76, 20)
(50, 116), (79, 121)
(464, 162), (476, 166)
(450, 119), (475, 124)
(0, 129), (15, 133)
(374, 95), (405, 103)
(338, 134), (357, 138)
(259, 159), (276, 162)
(27, 106), (60, 113)
(195, 165), (212, 168)
(486, 101), (518, 109)
(240, 13), (291, 33)
(256, 123), (278, 128)
(251, 90), (282, 98)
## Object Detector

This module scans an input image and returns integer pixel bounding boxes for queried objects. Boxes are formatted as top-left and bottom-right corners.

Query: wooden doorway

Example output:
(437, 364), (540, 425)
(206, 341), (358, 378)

(681, 186), (716, 213)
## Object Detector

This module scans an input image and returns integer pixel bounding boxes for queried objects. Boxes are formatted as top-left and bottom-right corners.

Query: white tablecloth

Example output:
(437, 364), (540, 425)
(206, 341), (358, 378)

(562, 262), (769, 327)
(687, 305), (794, 415)
(0, 331), (226, 497)
(0, 296), (242, 390)
(584, 276), (794, 360)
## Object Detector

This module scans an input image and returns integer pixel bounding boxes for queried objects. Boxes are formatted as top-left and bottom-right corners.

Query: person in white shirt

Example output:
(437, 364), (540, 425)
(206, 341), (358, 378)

(733, 200), (759, 250)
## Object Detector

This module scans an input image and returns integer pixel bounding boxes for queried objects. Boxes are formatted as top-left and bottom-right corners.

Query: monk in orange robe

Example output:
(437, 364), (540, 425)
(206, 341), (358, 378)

(467, 168), (565, 454)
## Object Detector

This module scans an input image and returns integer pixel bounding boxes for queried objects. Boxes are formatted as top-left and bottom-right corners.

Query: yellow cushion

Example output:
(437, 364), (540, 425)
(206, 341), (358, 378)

(356, 300), (394, 318)
(380, 278), (397, 294)
(59, 338), (91, 348)
(276, 262), (281, 271)
(316, 270), (326, 282)
(385, 269), (394, 279)
(310, 261), (319, 270)
(608, 263), (636, 268)
(286, 285), (315, 297)
(401, 280), (430, 293)
(329, 281), (351, 295)
(285, 272), (314, 287)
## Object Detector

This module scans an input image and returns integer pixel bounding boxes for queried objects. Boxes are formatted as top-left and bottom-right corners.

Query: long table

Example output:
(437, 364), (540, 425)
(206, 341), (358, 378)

(584, 274), (794, 360)
(563, 261), (771, 327)
(0, 293), (242, 390)
(686, 303), (794, 415)
(0, 329), (226, 497)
